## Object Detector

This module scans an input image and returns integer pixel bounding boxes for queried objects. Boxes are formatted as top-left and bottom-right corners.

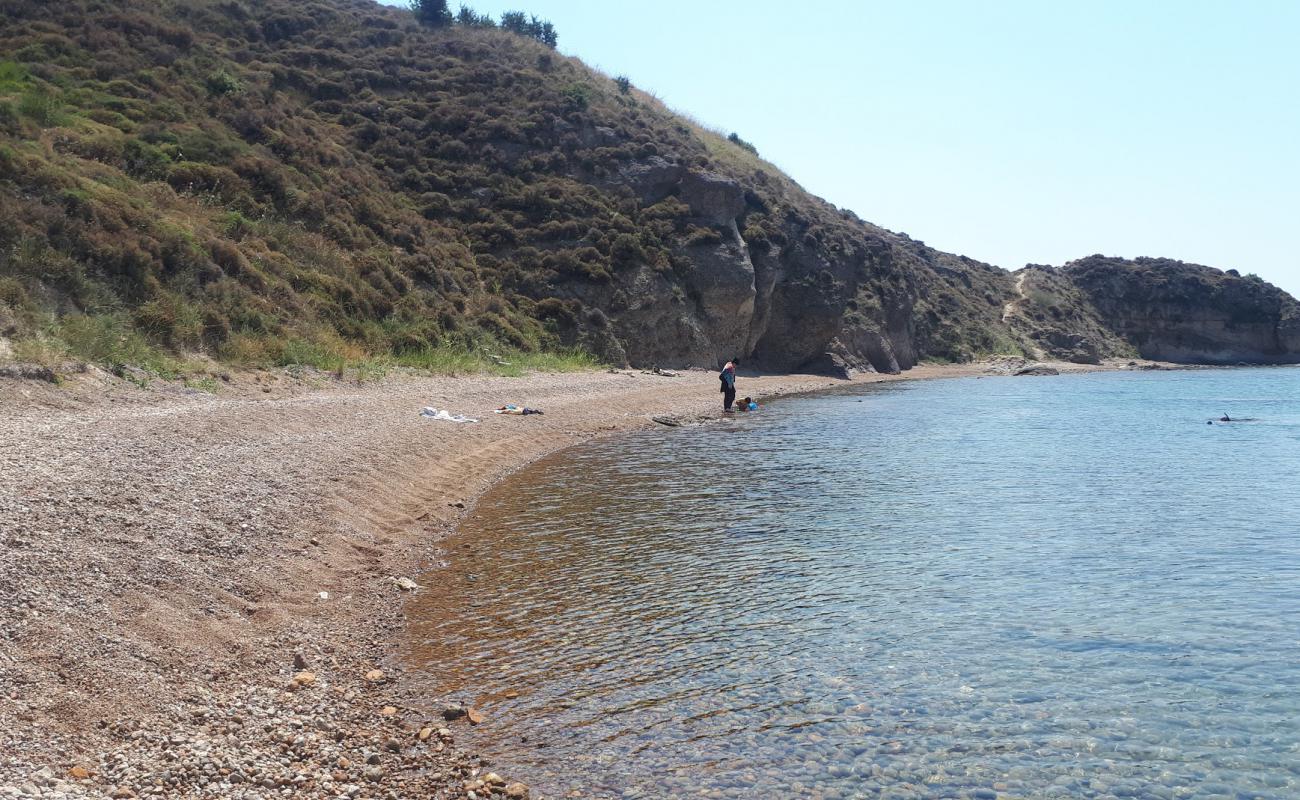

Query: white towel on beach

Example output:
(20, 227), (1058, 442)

(419, 407), (479, 423)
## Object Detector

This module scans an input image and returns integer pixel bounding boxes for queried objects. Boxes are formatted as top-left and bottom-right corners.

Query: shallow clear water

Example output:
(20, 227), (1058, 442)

(407, 368), (1300, 799)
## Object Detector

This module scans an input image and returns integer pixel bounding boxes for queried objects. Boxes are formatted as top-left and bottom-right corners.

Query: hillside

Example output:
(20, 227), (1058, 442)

(0, 0), (1297, 373)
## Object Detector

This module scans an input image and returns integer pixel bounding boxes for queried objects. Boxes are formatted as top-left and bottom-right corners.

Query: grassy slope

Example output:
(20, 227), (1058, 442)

(0, 0), (1022, 377)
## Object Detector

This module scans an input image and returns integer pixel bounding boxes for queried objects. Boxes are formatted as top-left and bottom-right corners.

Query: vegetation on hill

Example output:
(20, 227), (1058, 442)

(0, 0), (1025, 376)
(0, 0), (1294, 377)
(0, 0), (613, 373)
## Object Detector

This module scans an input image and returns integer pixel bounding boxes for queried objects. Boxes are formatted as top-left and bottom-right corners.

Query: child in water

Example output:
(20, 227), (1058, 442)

(737, 397), (758, 411)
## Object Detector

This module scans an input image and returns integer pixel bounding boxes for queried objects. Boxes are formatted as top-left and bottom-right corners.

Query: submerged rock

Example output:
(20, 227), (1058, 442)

(1014, 364), (1060, 376)
(442, 705), (467, 721)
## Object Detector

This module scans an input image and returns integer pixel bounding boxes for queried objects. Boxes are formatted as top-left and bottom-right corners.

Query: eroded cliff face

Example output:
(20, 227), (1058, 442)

(562, 162), (1300, 372)
(1063, 257), (1300, 365)
(560, 155), (1019, 373)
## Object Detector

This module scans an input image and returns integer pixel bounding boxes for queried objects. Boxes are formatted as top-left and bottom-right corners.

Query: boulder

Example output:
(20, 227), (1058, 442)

(614, 156), (684, 205)
(1014, 364), (1059, 376)
(679, 171), (745, 225)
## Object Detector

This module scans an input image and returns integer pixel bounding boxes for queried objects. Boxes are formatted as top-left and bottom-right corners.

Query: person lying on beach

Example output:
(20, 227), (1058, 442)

(494, 405), (544, 415)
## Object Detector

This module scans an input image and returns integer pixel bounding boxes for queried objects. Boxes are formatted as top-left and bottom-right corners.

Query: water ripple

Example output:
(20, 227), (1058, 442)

(407, 368), (1300, 799)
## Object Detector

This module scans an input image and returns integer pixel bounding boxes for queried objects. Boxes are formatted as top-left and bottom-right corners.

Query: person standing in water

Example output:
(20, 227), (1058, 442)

(720, 357), (738, 412)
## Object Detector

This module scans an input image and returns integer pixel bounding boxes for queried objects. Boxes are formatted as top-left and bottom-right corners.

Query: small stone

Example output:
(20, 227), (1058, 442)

(467, 707), (485, 725)
(379, 705), (398, 716)
(365, 669), (385, 683)
(483, 772), (506, 786)
(293, 653), (309, 670)
(112, 788), (136, 799)
(363, 766), (382, 782)
(393, 577), (419, 591)
(292, 671), (316, 687)
(417, 727), (433, 741)
(337, 757), (351, 769)
(505, 782), (530, 799)
(383, 738), (401, 753)
(503, 690), (519, 699)
(69, 767), (90, 780)
(365, 753), (381, 765)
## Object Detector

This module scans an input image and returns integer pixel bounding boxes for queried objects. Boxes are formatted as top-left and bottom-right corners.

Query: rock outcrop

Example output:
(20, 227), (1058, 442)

(1062, 256), (1300, 365)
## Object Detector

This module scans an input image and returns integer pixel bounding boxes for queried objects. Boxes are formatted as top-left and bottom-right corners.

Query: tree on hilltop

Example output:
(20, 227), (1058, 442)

(500, 11), (528, 33)
(457, 5), (496, 27)
(501, 10), (558, 48)
(411, 0), (453, 27)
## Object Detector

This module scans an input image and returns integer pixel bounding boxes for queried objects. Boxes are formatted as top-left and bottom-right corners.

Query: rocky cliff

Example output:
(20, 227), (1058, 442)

(0, 0), (1295, 374)
(1061, 256), (1300, 365)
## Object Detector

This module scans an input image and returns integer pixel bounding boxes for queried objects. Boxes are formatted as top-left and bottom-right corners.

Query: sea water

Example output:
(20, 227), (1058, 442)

(407, 368), (1300, 799)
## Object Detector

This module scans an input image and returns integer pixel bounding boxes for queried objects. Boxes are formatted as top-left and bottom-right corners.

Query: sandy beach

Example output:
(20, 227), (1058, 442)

(0, 358), (1143, 798)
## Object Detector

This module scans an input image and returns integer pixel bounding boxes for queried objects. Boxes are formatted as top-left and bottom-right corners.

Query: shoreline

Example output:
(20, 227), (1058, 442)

(0, 356), (1179, 797)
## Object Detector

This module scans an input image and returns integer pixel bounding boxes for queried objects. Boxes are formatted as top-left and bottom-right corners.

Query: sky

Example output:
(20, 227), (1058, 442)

(380, 0), (1300, 296)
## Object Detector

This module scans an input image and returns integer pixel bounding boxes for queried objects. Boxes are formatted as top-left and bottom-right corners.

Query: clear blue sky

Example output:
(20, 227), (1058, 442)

(381, 0), (1300, 296)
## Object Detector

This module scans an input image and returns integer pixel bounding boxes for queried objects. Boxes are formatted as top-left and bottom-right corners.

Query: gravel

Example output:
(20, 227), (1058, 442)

(1, 364), (859, 798)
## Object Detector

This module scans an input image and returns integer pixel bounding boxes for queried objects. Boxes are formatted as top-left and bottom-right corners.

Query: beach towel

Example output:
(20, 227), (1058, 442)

(420, 407), (479, 423)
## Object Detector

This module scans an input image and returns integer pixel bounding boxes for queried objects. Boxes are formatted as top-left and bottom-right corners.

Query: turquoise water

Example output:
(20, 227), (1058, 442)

(408, 368), (1300, 799)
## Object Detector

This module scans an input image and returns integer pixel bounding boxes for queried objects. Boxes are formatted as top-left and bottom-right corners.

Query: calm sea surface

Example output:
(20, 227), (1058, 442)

(407, 368), (1300, 799)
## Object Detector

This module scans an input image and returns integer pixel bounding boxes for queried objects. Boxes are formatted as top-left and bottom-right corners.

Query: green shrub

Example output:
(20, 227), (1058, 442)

(0, 100), (18, 134)
(219, 210), (255, 239)
(134, 294), (204, 349)
(205, 69), (243, 97)
(55, 313), (178, 375)
(562, 84), (590, 111)
(615, 75), (631, 94)
(727, 132), (758, 155)
(123, 138), (171, 180)
(17, 88), (67, 127)
(0, 61), (30, 92)
(0, 277), (31, 319)
(0, 143), (17, 178)
(275, 337), (351, 370)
